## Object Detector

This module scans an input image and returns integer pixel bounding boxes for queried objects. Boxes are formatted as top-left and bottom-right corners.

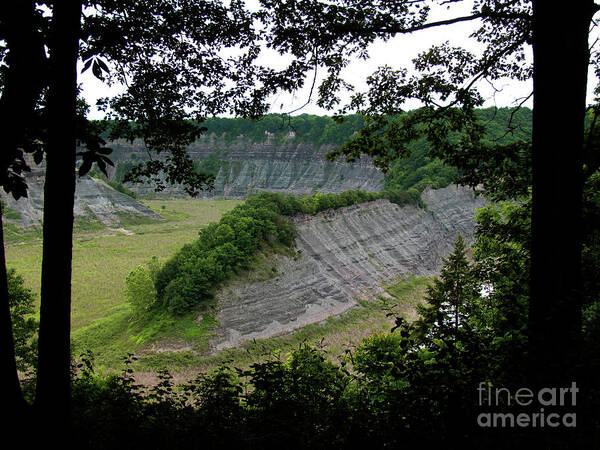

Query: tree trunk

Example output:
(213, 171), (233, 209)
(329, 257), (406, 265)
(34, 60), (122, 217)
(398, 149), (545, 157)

(34, 0), (82, 438)
(529, 0), (593, 387)
(0, 0), (46, 421)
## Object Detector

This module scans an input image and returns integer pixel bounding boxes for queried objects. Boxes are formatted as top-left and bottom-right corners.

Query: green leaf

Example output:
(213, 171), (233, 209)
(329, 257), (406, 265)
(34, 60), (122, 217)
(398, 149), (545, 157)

(79, 159), (93, 177)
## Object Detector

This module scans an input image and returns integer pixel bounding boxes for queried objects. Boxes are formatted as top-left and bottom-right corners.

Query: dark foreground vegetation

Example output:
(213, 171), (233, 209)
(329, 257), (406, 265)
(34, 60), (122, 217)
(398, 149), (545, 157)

(68, 223), (599, 450)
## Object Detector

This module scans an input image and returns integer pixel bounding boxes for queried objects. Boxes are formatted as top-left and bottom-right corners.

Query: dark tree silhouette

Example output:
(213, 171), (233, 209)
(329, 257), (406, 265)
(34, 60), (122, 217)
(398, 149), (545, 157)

(257, 0), (599, 391)
(528, 0), (593, 387)
(0, 0), (310, 439)
(34, 0), (83, 436)
(0, 0), (47, 431)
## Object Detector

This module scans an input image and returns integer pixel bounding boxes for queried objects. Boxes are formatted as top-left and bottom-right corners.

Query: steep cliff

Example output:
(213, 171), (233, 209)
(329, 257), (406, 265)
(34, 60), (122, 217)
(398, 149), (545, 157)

(110, 135), (385, 197)
(107, 107), (531, 199)
(211, 185), (486, 350)
(2, 159), (161, 228)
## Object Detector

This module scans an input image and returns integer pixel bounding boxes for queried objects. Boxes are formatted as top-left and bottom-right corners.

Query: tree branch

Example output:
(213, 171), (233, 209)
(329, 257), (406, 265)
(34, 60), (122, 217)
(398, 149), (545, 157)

(334, 10), (531, 36)
(334, 14), (484, 35)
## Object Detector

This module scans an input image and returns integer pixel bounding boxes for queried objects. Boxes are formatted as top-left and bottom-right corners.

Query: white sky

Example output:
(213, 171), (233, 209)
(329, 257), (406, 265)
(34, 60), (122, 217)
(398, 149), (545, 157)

(263, 20), (534, 116)
(80, 2), (596, 120)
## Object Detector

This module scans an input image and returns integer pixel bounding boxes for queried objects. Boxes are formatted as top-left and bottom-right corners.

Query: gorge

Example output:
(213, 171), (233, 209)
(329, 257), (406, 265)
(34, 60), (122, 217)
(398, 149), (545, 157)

(210, 185), (486, 350)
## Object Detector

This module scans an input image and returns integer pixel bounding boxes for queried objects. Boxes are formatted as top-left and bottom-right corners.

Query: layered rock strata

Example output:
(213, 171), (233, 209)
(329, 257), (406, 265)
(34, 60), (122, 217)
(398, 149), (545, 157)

(2, 160), (161, 228)
(111, 137), (385, 197)
(211, 185), (486, 351)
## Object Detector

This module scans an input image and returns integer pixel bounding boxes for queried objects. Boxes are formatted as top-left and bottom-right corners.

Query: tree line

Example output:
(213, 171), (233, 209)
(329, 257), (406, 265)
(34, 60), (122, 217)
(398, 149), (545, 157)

(126, 189), (421, 317)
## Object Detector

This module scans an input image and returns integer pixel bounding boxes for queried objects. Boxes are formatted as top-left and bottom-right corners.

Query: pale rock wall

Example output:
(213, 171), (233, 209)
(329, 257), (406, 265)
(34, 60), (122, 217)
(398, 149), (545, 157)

(112, 138), (385, 197)
(2, 160), (161, 228)
(211, 185), (486, 351)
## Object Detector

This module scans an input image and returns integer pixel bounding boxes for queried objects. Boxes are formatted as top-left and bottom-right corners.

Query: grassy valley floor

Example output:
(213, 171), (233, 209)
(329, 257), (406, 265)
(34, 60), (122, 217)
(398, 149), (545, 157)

(5, 198), (430, 380)
(5, 199), (239, 365)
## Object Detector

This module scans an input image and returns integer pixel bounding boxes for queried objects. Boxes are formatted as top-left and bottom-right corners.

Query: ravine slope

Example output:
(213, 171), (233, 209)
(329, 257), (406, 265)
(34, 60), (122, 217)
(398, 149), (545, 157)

(211, 185), (486, 351)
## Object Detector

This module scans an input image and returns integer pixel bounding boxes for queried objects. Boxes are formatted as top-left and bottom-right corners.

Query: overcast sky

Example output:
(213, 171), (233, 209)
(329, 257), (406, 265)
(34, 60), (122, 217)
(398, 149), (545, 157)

(80, 2), (596, 120)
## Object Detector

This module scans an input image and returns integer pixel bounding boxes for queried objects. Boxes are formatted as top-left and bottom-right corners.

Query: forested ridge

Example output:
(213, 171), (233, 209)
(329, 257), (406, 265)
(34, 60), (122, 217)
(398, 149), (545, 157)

(198, 107), (531, 147)
(104, 107), (529, 151)
(103, 106), (531, 197)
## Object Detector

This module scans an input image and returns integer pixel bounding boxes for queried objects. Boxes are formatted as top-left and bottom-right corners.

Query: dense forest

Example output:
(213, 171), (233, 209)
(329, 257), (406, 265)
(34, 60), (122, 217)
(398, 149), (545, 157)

(383, 107), (532, 192)
(198, 107), (531, 148)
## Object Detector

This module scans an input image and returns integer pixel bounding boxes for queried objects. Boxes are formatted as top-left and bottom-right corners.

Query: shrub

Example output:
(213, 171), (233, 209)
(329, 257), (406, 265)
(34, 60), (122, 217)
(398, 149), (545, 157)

(125, 265), (157, 320)
(8, 268), (38, 372)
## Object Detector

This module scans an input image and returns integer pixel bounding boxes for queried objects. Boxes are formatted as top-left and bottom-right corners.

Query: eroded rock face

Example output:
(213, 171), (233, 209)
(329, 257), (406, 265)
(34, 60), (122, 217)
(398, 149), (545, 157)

(112, 138), (385, 197)
(211, 185), (486, 351)
(2, 161), (161, 228)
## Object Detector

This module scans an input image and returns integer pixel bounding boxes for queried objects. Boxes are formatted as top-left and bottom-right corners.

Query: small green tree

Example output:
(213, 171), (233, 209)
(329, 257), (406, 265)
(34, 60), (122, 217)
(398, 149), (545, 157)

(125, 265), (157, 321)
(416, 235), (480, 341)
(8, 268), (38, 373)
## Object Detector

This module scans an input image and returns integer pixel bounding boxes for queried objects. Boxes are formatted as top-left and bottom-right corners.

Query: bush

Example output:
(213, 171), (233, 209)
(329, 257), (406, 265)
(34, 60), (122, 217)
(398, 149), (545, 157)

(125, 265), (157, 320)
(8, 268), (38, 372)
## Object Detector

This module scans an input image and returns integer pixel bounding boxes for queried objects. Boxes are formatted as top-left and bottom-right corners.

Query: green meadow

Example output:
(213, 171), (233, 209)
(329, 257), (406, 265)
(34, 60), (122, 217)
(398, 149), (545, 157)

(5, 198), (428, 376)
(5, 200), (239, 362)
